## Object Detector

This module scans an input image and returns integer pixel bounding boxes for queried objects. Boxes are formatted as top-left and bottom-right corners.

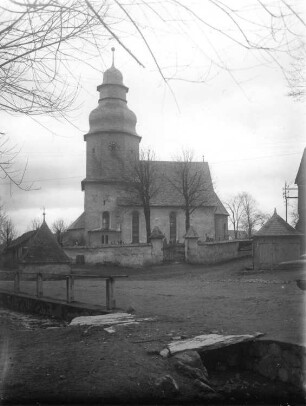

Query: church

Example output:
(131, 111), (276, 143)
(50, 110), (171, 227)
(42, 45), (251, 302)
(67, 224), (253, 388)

(66, 53), (228, 246)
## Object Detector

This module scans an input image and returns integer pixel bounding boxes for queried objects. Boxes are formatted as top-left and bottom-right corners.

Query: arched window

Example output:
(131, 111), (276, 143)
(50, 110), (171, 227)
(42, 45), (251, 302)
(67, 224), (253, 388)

(169, 212), (177, 243)
(102, 211), (110, 230)
(132, 211), (139, 243)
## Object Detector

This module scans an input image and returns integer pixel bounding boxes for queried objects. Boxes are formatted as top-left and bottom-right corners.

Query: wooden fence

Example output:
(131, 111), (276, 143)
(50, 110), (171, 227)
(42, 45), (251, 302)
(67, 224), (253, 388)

(2, 272), (127, 311)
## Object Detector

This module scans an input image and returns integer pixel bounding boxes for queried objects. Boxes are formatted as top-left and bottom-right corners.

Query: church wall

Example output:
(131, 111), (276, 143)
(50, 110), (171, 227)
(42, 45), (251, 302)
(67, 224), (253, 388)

(84, 183), (126, 234)
(151, 206), (216, 243)
(120, 206), (217, 244)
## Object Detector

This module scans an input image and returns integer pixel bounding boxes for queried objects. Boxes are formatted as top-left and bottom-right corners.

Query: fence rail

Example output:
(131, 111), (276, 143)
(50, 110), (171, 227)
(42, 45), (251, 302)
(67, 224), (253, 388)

(1, 271), (128, 311)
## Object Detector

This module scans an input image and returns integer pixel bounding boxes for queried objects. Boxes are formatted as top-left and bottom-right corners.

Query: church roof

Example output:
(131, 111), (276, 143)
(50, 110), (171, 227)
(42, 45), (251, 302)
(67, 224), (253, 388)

(254, 209), (303, 237)
(67, 212), (85, 230)
(295, 148), (306, 185)
(20, 221), (71, 264)
(119, 161), (228, 215)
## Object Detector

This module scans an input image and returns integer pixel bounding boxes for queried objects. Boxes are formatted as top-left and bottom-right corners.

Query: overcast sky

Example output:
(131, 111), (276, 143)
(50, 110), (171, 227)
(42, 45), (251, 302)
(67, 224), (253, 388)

(1, 0), (305, 235)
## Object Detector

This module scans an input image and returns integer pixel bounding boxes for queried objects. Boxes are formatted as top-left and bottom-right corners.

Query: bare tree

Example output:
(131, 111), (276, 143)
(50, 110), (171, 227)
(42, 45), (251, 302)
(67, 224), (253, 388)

(0, 218), (16, 248)
(52, 218), (68, 245)
(1, 1), (304, 188)
(28, 217), (42, 231)
(239, 192), (269, 238)
(0, 133), (33, 190)
(126, 149), (159, 243)
(225, 195), (244, 239)
(168, 150), (210, 232)
(0, 0), (305, 117)
(0, 205), (16, 247)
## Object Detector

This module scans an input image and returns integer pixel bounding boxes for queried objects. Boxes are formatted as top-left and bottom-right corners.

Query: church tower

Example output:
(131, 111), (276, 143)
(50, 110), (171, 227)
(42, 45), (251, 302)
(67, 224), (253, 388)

(82, 49), (141, 244)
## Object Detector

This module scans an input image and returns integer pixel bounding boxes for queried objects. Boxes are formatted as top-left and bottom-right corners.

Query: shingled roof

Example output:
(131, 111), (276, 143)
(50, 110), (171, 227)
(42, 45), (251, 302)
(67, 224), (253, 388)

(8, 230), (36, 249)
(18, 221), (70, 264)
(67, 212), (85, 230)
(254, 209), (303, 237)
(119, 161), (228, 215)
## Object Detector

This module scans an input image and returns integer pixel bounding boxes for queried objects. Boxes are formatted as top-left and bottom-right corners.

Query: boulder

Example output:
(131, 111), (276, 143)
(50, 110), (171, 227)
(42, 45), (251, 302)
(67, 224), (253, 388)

(173, 360), (210, 385)
(173, 350), (206, 372)
(155, 375), (179, 396)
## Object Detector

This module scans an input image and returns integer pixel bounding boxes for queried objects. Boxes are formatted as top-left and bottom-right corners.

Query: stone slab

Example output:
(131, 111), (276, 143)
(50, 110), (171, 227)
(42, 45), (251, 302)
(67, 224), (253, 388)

(166, 333), (264, 355)
(70, 312), (154, 327)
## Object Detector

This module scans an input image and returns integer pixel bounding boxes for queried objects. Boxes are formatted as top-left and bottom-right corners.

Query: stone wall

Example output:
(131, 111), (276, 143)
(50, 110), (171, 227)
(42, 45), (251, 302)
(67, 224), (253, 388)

(185, 239), (251, 264)
(65, 242), (163, 267)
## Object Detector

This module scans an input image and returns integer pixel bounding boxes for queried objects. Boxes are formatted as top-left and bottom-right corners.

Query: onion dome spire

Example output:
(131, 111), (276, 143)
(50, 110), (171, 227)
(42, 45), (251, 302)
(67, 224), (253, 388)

(88, 48), (137, 136)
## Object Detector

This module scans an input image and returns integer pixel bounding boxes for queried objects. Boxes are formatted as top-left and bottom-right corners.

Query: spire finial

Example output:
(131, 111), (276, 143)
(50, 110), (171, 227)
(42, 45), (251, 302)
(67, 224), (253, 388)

(42, 206), (46, 222)
(111, 47), (115, 67)
(274, 208), (277, 215)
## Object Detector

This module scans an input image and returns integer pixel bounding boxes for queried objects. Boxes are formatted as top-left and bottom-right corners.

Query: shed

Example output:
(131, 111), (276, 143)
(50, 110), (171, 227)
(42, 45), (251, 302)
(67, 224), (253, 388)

(253, 209), (303, 270)
(4, 220), (71, 274)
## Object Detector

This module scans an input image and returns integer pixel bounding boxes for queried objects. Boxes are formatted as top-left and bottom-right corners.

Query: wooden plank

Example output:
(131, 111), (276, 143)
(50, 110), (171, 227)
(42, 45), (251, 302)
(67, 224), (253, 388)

(167, 333), (264, 355)
(14, 272), (20, 293)
(36, 273), (43, 298)
(106, 277), (116, 310)
(66, 275), (74, 303)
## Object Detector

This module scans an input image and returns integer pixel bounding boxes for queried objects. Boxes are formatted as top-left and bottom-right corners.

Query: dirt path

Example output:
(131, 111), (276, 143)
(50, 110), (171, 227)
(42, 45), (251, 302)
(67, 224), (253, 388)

(2, 258), (304, 344)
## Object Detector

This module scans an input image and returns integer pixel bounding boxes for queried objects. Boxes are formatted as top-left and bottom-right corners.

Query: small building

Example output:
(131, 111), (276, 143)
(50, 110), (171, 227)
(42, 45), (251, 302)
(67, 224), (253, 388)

(253, 209), (303, 270)
(3, 220), (71, 274)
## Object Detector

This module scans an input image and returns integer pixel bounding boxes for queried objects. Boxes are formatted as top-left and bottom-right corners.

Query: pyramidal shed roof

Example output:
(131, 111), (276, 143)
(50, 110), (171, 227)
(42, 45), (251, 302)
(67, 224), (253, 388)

(20, 221), (70, 264)
(254, 209), (303, 237)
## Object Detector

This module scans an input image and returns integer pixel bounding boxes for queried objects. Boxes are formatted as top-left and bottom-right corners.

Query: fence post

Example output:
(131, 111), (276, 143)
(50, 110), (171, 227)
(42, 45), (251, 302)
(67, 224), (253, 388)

(14, 272), (20, 293)
(106, 277), (116, 310)
(66, 275), (74, 303)
(36, 273), (43, 298)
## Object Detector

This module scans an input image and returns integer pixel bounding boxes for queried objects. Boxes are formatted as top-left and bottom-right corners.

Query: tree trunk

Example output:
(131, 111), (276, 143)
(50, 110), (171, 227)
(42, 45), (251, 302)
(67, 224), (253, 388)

(185, 209), (190, 232)
(144, 206), (151, 243)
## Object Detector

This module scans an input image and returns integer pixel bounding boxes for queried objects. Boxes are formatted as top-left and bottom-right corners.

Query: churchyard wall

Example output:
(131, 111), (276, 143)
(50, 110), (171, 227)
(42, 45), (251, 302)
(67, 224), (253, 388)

(64, 241), (163, 268)
(185, 239), (251, 264)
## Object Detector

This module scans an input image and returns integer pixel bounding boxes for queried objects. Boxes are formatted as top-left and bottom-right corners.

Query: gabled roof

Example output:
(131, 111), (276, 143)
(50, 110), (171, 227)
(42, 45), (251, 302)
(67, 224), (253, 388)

(8, 230), (36, 249)
(254, 209), (303, 237)
(118, 161), (228, 215)
(295, 148), (306, 185)
(67, 212), (85, 230)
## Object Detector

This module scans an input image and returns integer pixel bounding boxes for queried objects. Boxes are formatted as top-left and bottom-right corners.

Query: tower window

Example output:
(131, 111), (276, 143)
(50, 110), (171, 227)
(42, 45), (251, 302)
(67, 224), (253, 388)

(92, 147), (95, 153)
(132, 211), (139, 243)
(169, 212), (177, 243)
(102, 211), (110, 230)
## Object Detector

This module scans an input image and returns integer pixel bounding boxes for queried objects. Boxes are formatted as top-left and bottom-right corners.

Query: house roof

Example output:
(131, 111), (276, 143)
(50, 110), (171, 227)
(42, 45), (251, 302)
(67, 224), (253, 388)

(295, 148), (306, 185)
(254, 209), (303, 237)
(67, 212), (85, 230)
(8, 230), (36, 249)
(118, 161), (228, 215)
